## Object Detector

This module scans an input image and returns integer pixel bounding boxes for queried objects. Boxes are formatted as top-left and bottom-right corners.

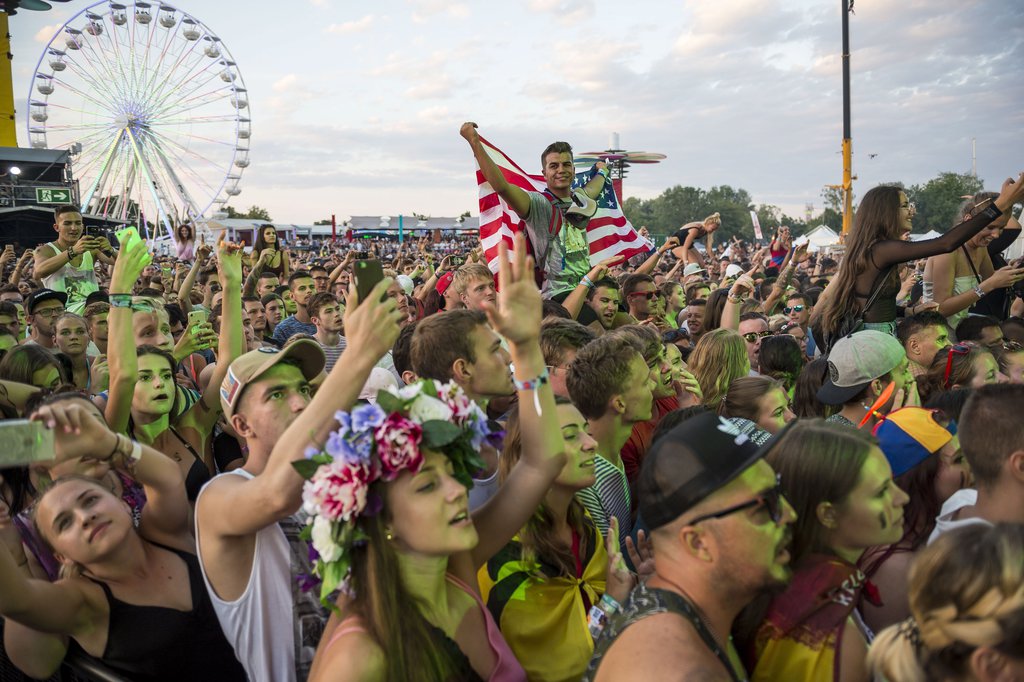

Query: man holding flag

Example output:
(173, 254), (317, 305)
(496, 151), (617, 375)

(461, 121), (647, 299)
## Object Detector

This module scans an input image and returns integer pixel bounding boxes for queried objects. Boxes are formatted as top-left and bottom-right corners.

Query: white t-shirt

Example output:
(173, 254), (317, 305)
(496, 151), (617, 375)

(927, 488), (991, 545)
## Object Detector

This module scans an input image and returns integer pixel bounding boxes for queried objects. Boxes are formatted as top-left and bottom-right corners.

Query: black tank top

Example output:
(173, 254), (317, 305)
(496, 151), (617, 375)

(88, 544), (246, 681)
(168, 426), (211, 502)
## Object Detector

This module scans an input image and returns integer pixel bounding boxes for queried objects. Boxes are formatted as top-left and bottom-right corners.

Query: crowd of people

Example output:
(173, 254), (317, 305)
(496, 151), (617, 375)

(0, 128), (1021, 682)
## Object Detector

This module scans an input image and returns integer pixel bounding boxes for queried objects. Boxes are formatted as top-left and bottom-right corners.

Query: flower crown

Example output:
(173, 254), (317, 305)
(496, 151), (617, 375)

(292, 379), (503, 605)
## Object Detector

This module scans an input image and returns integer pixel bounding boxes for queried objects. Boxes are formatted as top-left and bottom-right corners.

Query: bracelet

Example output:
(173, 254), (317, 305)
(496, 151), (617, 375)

(513, 366), (550, 391)
(600, 593), (621, 615)
(581, 275), (595, 289)
(66, 246), (76, 260)
(104, 432), (123, 460)
(109, 294), (133, 308)
(974, 285), (986, 300)
(727, 295), (744, 304)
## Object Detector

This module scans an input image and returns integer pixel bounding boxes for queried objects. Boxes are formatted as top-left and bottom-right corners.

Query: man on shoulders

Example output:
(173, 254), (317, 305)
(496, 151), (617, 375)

(32, 207), (115, 314)
(461, 121), (611, 299)
(195, 281), (402, 682)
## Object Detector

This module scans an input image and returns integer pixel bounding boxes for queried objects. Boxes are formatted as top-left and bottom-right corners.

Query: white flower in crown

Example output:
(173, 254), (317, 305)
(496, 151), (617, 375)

(310, 515), (343, 563)
(395, 382), (425, 401)
(716, 417), (750, 446)
(408, 394), (454, 424)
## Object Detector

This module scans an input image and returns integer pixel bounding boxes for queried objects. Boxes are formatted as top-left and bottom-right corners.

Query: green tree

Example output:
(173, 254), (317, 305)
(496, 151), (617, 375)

(906, 172), (984, 233)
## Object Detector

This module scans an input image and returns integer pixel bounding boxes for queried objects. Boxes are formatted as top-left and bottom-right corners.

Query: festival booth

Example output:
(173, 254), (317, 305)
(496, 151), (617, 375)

(804, 224), (842, 252)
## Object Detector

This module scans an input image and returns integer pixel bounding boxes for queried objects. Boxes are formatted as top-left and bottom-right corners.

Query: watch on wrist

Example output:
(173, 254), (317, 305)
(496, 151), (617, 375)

(67, 246), (76, 260)
(973, 285), (986, 300)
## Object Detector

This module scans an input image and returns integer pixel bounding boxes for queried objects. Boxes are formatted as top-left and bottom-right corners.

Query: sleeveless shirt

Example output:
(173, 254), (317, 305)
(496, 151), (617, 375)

(88, 543), (246, 681)
(195, 468), (327, 682)
(585, 582), (747, 682)
(41, 241), (99, 314)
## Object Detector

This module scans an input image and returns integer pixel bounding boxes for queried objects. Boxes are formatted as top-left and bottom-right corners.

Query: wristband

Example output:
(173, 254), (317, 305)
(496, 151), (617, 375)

(128, 440), (143, 463)
(109, 294), (133, 308)
(600, 593), (621, 615)
(513, 366), (550, 392)
(973, 285), (986, 300)
(67, 246), (76, 260)
(581, 275), (595, 289)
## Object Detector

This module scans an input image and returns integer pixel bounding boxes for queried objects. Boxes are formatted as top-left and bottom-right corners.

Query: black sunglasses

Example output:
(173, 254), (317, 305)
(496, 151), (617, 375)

(782, 304), (805, 314)
(662, 328), (690, 343)
(688, 474), (785, 526)
(627, 291), (660, 301)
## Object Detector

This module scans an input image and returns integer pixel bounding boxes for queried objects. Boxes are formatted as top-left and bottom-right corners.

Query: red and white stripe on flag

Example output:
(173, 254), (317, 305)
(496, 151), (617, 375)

(475, 136), (651, 273)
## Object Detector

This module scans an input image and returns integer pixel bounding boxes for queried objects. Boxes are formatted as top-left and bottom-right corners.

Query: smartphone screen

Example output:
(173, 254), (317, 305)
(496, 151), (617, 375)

(354, 259), (384, 306)
(0, 420), (55, 468)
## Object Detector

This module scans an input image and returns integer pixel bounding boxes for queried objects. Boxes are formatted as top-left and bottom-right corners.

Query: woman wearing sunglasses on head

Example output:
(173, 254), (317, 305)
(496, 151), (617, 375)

(743, 421), (910, 682)
(918, 344), (1002, 403)
(924, 192), (1024, 330)
(810, 174), (1024, 353)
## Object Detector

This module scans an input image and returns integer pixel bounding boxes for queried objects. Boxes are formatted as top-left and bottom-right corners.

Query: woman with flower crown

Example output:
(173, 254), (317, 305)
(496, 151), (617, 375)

(305, 235), (565, 682)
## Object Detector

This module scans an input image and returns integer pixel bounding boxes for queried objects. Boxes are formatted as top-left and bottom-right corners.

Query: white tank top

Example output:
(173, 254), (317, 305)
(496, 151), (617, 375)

(41, 241), (99, 314)
(195, 469), (326, 682)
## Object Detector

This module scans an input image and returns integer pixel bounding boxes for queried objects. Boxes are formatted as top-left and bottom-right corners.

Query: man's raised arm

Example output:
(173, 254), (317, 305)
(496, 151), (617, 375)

(460, 121), (532, 219)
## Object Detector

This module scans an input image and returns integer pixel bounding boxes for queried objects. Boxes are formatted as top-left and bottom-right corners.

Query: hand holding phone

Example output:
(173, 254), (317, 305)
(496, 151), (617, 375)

(0, 420), (55, 468)
(353, 259), (385, 306)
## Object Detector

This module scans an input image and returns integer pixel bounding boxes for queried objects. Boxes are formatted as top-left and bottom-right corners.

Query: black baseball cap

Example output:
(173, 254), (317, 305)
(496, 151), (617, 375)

(25, 289), (68, 314)
(639, 412), (784, 530)
(84, 291), (109, 307)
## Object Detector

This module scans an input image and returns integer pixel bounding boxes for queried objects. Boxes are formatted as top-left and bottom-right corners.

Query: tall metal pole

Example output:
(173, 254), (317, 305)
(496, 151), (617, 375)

(841, 0), (853, 236)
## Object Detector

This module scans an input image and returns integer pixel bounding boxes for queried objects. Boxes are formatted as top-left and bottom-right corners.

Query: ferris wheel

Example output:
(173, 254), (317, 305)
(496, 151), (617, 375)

(26, 1), (250, 241)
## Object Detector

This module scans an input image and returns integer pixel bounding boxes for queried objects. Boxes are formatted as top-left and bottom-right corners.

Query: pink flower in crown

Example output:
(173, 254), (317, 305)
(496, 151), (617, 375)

(437, 382), (476, 423)
(303, 458), (373, 522)
(375, 413), (424, 481)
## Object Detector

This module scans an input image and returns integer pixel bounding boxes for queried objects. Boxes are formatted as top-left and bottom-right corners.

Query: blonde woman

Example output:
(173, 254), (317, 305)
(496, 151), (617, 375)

(688, 328), (750, 410)
(868, 523), (1024, 682)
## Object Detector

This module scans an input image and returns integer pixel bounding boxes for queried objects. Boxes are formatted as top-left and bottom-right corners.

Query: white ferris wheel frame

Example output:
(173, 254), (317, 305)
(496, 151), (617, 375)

(26, 1), (250, 244)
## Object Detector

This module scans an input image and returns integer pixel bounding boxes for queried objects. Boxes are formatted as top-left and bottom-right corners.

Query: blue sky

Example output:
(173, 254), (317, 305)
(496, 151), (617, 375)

(9, 0), (1024, 226)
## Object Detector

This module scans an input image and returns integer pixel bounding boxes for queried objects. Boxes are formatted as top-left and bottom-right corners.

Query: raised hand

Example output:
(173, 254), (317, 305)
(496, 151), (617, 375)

(996, 172), (1024, 210)
(90, 355), (110, 394)
(216, 236), (244, 284)
(460, 121), (480, 144)
(624, 529), (656, 583)
(480, 232), (542, 345)
(110, 232), (150, 291)
(659, 236), (680, 254)
(30, 400), (117, 463)
(604, 517), (636, 603)
(343, 278), (403, 366)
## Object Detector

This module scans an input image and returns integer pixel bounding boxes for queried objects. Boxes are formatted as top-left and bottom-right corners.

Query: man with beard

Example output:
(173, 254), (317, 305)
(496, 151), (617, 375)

(195, 279), (402, 681)
(22, 289), (66, 349)
(586, 413), (796, 682)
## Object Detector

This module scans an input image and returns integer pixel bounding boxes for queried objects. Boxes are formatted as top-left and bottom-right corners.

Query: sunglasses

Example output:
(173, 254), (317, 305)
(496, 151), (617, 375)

(742, 330), (774, 343)
(688, 474), (785, 526)
(627, 291), (660, 301)
(943, 343), (971, 389)
(782, 305), (805, 314)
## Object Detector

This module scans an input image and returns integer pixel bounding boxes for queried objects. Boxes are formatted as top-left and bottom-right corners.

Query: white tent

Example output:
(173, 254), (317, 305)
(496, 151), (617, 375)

(804, 224), (841, 252)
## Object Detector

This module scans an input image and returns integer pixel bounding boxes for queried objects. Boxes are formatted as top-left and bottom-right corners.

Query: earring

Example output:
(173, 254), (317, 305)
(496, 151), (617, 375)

(385, 529), (394, 541)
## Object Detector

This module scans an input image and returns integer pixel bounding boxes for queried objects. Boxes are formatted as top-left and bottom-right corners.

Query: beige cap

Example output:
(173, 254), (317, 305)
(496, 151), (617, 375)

(220, 339), (325, 420)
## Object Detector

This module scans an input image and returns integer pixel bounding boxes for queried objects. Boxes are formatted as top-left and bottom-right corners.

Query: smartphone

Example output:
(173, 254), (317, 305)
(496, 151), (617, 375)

(450, 256), (464, 267)
(354, 259), (385, 306)
(115, 226), (151, 266)
(187, 309), (207, 335)
(0, 420), (55, 468)
(354, 251), (370, 260)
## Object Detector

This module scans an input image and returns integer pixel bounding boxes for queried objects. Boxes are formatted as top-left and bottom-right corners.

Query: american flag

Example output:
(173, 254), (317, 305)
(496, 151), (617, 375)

(476, 136), (652, 273)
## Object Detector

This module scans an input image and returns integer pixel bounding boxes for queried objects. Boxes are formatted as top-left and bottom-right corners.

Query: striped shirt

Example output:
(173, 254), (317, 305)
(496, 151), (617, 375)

(318, 338), (347, 373)
(577, 455), (631, 546)
(272, 316), (317, 345)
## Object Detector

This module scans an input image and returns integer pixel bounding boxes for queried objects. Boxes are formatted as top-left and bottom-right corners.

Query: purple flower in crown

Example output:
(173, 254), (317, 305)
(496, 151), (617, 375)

(351, 403), (386, 433)
(334, 409), (352, 439)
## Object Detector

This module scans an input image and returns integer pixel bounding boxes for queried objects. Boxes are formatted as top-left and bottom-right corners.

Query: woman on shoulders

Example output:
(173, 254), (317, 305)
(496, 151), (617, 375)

(810, 175), (1024, 352)
(175, 224), (195, 262)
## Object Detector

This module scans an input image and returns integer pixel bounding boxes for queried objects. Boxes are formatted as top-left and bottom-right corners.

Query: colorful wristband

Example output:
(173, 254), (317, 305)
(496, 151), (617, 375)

(109, 294), (132, 308)
(512, 366), (550, 392)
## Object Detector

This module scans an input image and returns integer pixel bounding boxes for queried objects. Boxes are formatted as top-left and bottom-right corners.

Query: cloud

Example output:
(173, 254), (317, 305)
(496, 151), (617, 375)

(407, 0), (470, 22)
(272, 74), (300, 92)
(325, 15), (374, 34)
(34, 24), (64, 44)
(527, 0), (595, 24)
